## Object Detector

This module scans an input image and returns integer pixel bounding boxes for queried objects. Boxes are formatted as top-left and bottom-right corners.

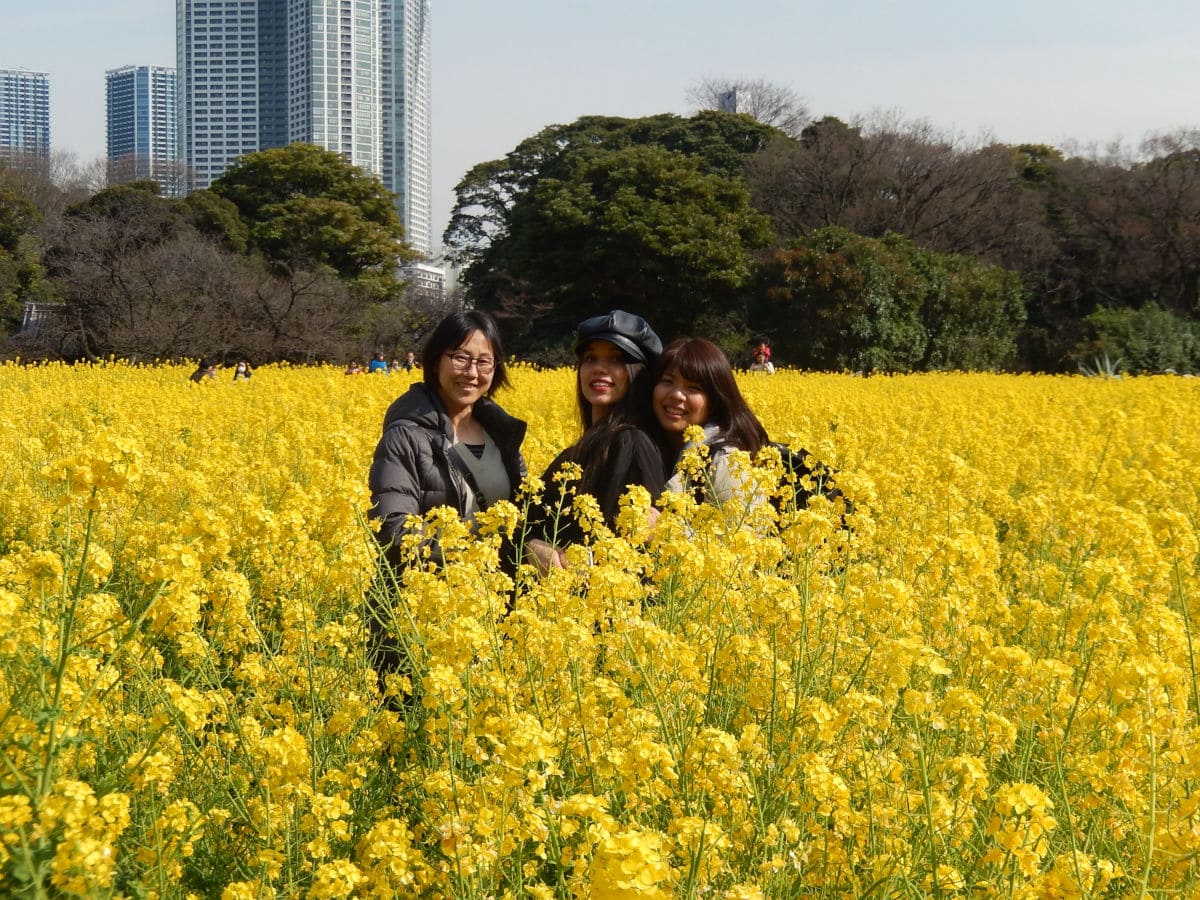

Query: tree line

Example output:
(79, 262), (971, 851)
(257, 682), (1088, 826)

(446, 107), (1200, 373)
(5, 97), (1200, 372)
(0, 144), (446, 364)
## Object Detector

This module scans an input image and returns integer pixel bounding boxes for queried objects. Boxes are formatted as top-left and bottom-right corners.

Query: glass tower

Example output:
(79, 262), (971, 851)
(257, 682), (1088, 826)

(381, 0), (432, 256)
(177, 0), (431, 255)
(105, 65), (181, 196)
(0, 68), (50, 167)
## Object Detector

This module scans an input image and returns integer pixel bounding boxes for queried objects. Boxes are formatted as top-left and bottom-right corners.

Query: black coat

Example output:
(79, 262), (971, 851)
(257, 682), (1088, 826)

(527, 425), (665, 547)
(368, 382), (527, 564)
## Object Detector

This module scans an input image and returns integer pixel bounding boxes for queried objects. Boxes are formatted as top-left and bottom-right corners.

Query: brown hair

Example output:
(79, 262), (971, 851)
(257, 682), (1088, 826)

(650, 337), (769, 455)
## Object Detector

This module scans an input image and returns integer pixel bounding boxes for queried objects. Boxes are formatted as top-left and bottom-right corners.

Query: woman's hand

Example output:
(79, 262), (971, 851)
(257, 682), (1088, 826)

(525, 538), (566, 574)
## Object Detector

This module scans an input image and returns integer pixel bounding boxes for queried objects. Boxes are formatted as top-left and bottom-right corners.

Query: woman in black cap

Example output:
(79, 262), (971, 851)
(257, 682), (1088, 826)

(524, 310), (666, 571)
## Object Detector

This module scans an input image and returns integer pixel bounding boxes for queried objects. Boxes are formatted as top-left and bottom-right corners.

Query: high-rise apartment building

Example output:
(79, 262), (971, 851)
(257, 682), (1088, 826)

(382, 0), (432, 257)
(177, 0), (270, 191)
(106, 65), (181, 196)
(177, 0), (432, 255)
(0, 68), (50, 167)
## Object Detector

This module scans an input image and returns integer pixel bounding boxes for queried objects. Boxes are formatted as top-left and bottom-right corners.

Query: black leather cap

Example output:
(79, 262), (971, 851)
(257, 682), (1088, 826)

(573, 310), (662, 363)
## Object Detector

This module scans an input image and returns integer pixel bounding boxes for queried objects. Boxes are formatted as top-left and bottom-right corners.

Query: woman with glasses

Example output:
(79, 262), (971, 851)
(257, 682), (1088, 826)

(368, 310), (527, 566)
(366, 311), (527, 703)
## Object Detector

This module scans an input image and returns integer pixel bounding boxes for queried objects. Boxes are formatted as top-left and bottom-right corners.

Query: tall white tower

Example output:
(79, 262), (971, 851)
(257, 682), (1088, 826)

(176, 0), (269, 191)
(381, 0), (433, 256)
(176, 0), (431, 254)
(287, 0), (382, 175)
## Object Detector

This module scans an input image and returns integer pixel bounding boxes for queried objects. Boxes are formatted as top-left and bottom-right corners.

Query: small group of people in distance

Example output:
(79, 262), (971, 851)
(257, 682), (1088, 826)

(367, 309), (815, 577)
(190, 359), (253, 383)
(346, 352), (419, 376)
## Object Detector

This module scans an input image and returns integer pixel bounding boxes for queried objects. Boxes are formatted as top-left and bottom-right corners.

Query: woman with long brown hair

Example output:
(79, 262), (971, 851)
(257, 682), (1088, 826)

(649, 337), (770, 507)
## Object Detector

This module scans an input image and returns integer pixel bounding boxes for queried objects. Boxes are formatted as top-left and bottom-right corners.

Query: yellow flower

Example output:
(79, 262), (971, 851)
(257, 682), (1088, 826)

(309, 859), (365, 898)
(590, 829), (674, 899)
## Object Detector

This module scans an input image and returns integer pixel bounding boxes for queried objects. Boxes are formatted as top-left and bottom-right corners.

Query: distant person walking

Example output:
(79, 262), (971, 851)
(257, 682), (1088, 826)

(190, 359), (217, 383)
(749, 345), (775, 374)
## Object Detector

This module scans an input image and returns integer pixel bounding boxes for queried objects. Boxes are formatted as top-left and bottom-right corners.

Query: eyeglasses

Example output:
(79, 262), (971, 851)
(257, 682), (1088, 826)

(444, 351), (495, 374)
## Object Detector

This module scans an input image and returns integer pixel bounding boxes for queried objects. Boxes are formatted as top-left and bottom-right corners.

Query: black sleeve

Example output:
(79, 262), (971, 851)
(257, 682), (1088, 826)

(596, 428), (667, 527)
(523, 448), (578, 545)
(368, 424), (431, 563)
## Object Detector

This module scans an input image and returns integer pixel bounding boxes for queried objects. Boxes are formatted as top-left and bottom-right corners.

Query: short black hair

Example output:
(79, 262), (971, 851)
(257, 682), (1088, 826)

(421, 310), (510, 395)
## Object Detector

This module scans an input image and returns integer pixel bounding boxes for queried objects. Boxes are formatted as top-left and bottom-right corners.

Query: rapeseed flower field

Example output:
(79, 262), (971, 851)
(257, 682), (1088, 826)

(0, 361), (1197, 898)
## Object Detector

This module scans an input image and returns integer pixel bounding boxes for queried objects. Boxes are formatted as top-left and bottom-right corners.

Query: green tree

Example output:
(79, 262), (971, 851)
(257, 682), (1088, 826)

(0, 186), (53, 335)
(757, 227), (1025, 372)
(758, 226), (926, 371)
(1077, 304), (1199, 373)
(888, 234), (1027, 370)
(445, 113), (777, 356)
(446, 113), (776, 267)
(181, 189), (250, 254)
(211, 143), (415, 299)
(473, 144), (771, 358)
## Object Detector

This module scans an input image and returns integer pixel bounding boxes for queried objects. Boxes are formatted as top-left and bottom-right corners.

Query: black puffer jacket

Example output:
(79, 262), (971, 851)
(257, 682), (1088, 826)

(368, 382), (527, 564)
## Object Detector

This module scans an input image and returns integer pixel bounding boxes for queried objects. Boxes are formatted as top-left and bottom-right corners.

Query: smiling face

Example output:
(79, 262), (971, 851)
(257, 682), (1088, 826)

(436, 329), (495, 417)
(578, 340), (632, 422)
(653, 366), (710, 447)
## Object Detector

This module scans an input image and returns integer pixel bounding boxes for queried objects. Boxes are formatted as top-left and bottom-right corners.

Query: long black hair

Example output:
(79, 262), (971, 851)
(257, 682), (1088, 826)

(421, 310), (511, 395)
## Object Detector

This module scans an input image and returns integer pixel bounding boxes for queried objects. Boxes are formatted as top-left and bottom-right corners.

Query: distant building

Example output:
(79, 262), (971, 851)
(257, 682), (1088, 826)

(18, 301), (64, 338)
(176, 0), (271, 191)
(176, 0), (433, 255)
(105, 65), (181, 196)
(401, 261), (444, 304)
(382, 0), (433, 257)
(0, 68), (50, 168)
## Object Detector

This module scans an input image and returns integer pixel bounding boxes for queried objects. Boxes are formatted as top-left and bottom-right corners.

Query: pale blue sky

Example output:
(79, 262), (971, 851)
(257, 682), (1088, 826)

(4, 0), (1200, 247)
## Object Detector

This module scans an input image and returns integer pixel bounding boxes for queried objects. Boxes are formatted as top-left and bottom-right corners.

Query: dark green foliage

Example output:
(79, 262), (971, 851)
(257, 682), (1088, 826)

(211, 143), (416, 299)
(756, 227), (1025, 372)
(63, 182), (184, 249)
(181, 189), (250, 254)
(0, 187), (53, 333)
(756, 227), (922, 371)
(487, 144), (770, 357)
(445, 113), (776, 357)
(1076, 304), (1200, 374)
(889, 234), (1027, 371)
